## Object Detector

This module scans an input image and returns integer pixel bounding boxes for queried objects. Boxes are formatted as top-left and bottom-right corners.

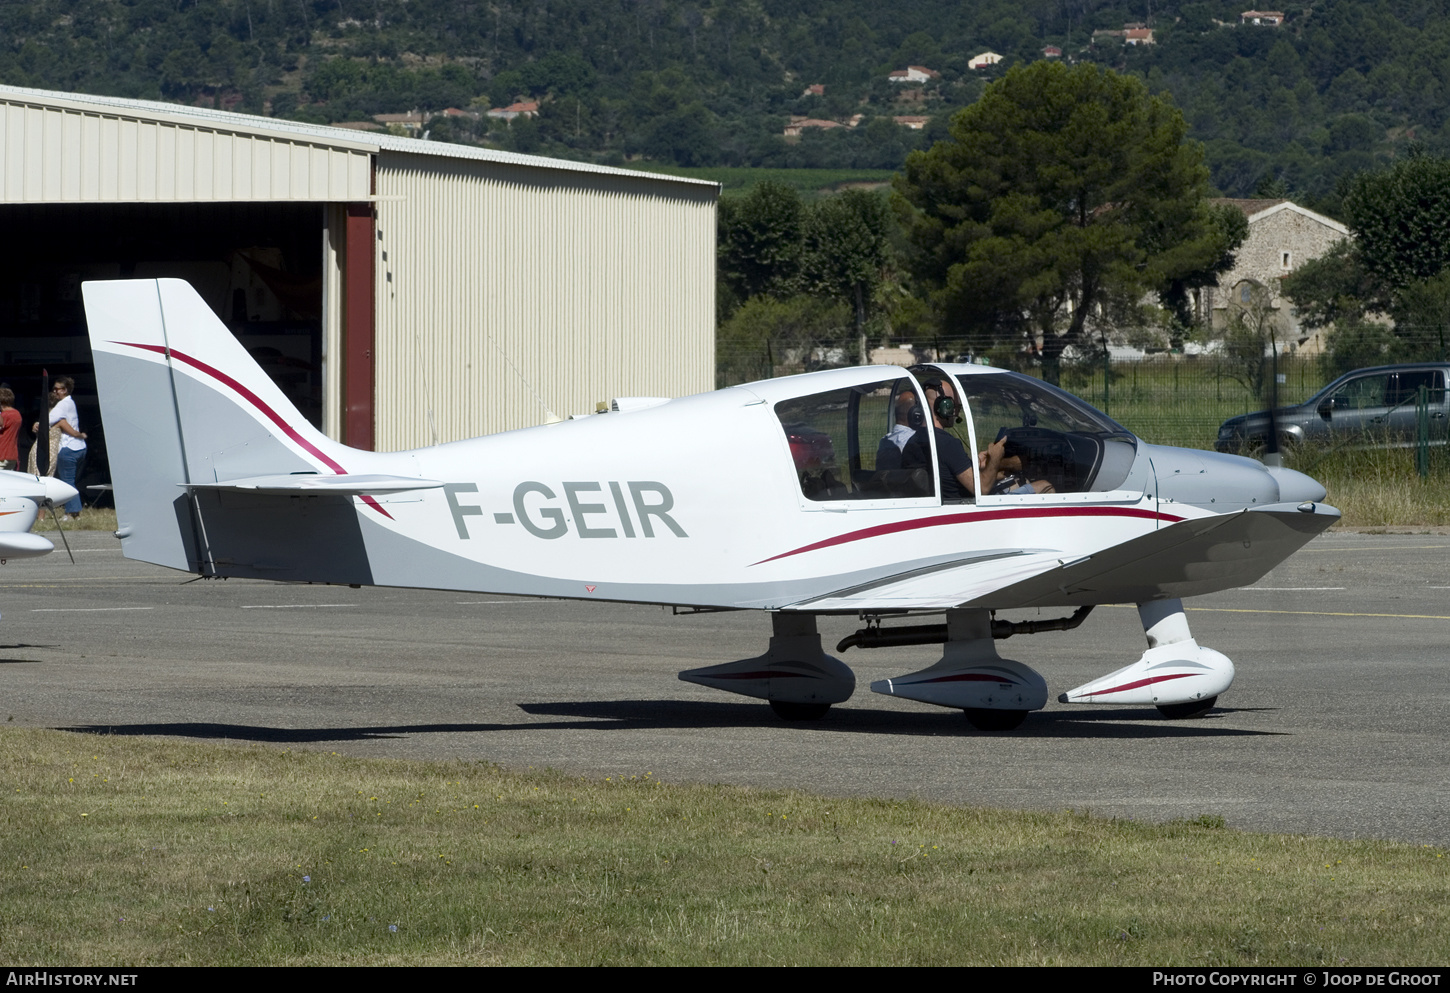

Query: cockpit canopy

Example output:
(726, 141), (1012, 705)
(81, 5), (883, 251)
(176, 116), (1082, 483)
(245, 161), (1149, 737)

(772, 366), (1137, 503)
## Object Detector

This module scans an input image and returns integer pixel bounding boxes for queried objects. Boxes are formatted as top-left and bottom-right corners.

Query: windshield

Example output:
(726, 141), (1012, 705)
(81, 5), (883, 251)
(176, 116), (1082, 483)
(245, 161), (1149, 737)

(954, 371), (1138, 494)
(956, 372), (1133, 440)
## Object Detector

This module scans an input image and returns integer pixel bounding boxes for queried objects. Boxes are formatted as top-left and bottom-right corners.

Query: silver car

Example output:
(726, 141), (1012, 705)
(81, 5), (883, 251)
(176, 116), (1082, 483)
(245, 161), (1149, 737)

(1216, 363), (1449, 453)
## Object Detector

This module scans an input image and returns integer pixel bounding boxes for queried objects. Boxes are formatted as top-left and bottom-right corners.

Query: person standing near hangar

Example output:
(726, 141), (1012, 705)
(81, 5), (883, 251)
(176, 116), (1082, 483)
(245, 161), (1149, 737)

(0, 387), (19, 471)
(32, 378), (86, 519)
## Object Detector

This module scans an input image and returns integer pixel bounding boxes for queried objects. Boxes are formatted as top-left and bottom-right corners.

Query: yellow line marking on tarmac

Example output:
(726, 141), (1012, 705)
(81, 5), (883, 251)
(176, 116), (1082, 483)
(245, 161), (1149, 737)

(1240, 586), (1345, 591)
(1187, 607), (1450, 621)
(1105, 603), (1450, 621)
(1304, 544), (1450, 551)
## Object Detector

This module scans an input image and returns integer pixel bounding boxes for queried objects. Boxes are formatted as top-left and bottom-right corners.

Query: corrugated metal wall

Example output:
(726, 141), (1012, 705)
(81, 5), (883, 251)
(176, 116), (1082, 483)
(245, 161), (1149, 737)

(372, 153), (716, 450)
(0, 99), (372, 203)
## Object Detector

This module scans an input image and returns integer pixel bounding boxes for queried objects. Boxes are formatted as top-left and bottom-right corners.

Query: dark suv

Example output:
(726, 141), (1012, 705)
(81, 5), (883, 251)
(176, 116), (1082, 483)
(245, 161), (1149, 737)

(1216, 363), (1449, 453)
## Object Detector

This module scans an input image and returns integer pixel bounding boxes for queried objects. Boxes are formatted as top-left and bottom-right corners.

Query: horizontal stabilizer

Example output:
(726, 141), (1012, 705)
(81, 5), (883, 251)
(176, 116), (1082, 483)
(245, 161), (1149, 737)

(183, 474), (444, 495)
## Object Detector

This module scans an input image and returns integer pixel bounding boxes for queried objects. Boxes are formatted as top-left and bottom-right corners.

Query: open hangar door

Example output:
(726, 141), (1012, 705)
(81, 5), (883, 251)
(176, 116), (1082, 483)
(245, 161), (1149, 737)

(0, 201), (326, 505)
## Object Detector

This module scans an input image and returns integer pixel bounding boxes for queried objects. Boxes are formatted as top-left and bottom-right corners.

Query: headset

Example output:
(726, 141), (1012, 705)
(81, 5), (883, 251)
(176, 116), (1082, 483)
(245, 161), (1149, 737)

(920, 377), (961, 427)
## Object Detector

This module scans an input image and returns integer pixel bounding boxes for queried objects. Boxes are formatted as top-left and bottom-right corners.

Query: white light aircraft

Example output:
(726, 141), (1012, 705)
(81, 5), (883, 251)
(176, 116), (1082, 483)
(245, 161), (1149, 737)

(82, 278), (1338, 729)
(0, 471), (76, 558)
(0, 468), (78, 618)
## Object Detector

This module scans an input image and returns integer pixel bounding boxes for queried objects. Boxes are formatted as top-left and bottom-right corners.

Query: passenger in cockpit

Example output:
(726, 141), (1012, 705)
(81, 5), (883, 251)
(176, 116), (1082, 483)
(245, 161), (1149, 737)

(875, 389), (922, 471)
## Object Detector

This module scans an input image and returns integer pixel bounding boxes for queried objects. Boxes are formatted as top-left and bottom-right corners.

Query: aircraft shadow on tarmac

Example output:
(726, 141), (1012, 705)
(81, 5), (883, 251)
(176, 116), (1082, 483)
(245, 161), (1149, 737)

(0, 643), (60, 663)
(58, 701), (1284, 743)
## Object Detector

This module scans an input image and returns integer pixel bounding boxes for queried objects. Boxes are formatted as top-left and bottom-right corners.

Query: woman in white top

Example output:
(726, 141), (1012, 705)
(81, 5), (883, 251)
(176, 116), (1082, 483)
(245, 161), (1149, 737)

(33, 377), (87, 518)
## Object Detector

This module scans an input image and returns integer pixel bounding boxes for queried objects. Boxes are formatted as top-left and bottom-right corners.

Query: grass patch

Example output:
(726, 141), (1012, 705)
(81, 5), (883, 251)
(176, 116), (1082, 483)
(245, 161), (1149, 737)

(1286, 447), (1450, 528)
(2, 727), (1446, 965)
(1061, 353), (1328, 451)
(31, 507), (117, 532)
(619, 163), (896, 198)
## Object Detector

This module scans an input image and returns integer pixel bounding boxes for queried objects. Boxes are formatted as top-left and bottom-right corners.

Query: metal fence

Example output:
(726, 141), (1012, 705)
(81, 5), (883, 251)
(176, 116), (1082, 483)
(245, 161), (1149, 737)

(717, 342), (1332, 451)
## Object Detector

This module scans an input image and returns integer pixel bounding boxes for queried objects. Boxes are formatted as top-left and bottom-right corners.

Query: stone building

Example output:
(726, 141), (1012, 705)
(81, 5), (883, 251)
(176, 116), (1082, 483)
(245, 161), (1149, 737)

(1199, 199), (1349, 350)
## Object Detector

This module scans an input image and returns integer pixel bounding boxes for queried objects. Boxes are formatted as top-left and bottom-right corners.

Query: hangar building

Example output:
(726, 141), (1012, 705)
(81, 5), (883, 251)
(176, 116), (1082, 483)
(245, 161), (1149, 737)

(0, 84), (717, 478)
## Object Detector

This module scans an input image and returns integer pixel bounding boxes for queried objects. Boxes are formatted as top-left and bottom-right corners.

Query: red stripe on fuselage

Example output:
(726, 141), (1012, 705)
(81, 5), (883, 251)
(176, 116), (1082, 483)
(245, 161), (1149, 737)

(115, 340), (394, 520)
(752, 506), (1183, 566)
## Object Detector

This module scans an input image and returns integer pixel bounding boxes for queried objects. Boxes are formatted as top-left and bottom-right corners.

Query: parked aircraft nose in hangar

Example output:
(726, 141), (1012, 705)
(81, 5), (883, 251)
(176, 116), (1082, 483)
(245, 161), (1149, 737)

(82, 279), (1338, 731)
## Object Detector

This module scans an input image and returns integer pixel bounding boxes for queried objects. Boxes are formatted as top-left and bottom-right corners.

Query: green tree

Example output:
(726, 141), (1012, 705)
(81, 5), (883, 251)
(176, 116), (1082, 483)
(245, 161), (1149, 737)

(1159, 200), (1250, 343)
(1281, 240), (1389, 332)
(1286, 154), (1450, 370)
(1343, 152), (1450, 289)
(1389, 269), (1450, 362)
(640, 102), (718, 167)
(716, 295), (853, 387)
(1216, 283), (1287, 401)
(800, 190), (893, 338)
(893, 61), (1240, 384)
(718, 182), (807, 305)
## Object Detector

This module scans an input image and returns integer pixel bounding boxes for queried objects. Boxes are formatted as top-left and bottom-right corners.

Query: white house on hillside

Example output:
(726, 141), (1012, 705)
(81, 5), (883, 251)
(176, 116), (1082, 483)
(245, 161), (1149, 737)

(887, 66), (941, 83)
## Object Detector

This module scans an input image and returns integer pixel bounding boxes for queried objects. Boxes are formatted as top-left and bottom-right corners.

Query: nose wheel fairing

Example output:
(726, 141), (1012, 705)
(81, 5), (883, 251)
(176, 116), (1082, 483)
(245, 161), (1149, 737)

(1059, 598), (1234, 710)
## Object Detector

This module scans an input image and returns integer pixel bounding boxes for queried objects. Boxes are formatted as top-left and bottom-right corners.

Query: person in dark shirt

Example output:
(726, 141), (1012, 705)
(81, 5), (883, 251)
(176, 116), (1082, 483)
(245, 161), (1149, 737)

(901, 377), (1004, 501)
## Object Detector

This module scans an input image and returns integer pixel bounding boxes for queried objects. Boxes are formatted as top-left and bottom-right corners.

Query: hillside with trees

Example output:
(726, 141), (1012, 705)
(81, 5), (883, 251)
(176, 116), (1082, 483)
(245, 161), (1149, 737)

(2, 0), (1449, 201)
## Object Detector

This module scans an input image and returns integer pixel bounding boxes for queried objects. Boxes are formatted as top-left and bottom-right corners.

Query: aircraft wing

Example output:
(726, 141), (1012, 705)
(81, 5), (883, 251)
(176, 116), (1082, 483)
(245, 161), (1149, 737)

(784, 504), (1337, 612)
(183, 474), (444, 496)
(969, 504), (1337, 608)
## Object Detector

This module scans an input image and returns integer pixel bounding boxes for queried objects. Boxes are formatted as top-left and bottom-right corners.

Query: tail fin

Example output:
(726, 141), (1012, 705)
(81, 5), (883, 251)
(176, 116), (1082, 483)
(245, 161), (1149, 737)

(83, 278), (383, 578)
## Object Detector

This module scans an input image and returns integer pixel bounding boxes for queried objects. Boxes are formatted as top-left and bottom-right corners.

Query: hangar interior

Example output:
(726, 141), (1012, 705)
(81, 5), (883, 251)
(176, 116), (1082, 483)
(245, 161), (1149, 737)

(0, 201), (327, 495)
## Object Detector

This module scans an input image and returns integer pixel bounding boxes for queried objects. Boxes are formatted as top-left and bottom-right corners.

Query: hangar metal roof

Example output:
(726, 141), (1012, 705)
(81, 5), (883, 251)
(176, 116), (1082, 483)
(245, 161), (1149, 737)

(0, 83), (715, 203)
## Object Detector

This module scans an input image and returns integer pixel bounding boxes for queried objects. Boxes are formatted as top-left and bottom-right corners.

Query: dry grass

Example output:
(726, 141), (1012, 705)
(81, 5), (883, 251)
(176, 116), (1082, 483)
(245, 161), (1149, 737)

(2, 727), (1446, 966)
(31, 507), (117, 533)
(1287, 448), (1450, 528)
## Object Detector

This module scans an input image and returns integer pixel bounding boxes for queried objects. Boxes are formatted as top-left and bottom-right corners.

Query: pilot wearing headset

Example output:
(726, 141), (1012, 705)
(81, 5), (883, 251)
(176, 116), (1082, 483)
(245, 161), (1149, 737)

(901, 376), (1005, 501)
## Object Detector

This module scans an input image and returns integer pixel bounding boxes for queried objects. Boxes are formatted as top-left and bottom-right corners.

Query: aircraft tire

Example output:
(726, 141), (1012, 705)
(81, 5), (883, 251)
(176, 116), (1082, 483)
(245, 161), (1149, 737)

(1156, 696), (1217, 720)
(963, 708), (1028, 731)
(769, 700), (831, 721)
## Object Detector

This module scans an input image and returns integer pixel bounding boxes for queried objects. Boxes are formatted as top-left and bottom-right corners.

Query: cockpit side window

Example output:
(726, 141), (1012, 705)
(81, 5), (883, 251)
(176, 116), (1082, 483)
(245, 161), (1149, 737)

(774, 377), (935, 502)
(956, 372), (1138, 494)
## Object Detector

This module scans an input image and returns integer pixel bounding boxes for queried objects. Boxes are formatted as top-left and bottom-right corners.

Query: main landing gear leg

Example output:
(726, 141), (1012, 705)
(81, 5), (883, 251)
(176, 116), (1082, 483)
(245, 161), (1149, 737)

(869, 608), (1048, 731)
(1058, 598), (1234, 718)
(678, 612), (855, 721)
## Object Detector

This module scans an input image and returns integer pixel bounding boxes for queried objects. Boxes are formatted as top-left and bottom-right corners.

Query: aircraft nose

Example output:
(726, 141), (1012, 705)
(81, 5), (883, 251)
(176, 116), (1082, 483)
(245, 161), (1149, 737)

(1265, 466), (1327, 504)
(43, 477), (79, 507)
